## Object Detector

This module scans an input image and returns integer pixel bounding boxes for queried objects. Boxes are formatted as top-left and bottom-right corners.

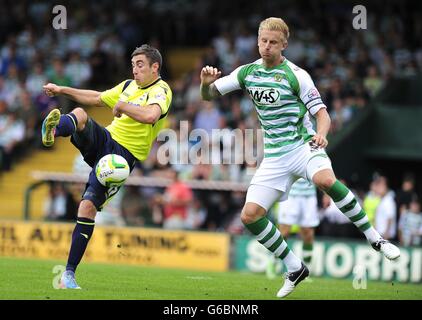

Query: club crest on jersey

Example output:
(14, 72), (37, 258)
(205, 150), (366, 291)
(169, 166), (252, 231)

(247, 87), (281, 106)
(274, 74), (284, 82)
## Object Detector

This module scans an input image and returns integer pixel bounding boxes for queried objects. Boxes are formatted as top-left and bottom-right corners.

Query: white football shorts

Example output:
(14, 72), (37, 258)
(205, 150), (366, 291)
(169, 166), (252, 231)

(245, 142), (331, 211)
(277, 196), (320, 227)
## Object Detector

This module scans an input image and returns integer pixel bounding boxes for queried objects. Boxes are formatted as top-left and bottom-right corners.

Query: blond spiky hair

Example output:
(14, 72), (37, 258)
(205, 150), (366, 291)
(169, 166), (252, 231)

(258, 17), (290, 42)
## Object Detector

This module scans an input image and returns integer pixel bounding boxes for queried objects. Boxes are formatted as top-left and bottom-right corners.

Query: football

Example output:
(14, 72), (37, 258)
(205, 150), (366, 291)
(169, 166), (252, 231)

(95, 154), (130, 187)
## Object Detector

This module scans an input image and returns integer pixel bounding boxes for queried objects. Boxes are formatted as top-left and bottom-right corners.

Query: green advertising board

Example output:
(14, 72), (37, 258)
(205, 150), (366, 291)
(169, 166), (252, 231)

(234, 235), (422, 283)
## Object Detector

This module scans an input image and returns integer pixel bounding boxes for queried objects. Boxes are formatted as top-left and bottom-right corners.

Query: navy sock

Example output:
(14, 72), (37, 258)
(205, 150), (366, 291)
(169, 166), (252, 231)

(66, 217), (95, 272)
(55, 113), (78, 137)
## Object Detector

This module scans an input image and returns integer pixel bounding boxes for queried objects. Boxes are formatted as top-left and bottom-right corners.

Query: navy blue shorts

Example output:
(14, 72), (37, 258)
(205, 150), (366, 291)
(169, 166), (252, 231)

(71, 118), (137, 211)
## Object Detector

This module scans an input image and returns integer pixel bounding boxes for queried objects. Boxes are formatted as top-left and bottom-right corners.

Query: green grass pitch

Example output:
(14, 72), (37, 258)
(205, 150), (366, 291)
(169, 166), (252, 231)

(0, 257), (421, 300)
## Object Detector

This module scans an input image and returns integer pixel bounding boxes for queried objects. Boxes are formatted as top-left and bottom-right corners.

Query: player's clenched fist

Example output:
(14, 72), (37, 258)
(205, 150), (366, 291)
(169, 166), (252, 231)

(312, 133), (328, 148)
(200, 65), (222, 85)
(43, 83), (61, 97)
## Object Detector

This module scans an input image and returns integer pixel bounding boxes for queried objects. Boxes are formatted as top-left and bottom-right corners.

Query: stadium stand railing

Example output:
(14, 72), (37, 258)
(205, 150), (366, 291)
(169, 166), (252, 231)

(24, 171), (249, 220)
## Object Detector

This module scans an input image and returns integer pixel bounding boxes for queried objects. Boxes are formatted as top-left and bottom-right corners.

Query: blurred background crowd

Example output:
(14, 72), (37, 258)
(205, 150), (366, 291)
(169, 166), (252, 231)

(0, 0), (421, 246)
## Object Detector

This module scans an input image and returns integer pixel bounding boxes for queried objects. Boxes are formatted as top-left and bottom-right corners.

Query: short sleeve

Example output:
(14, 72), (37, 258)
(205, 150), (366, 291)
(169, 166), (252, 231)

(100, 80), (127, 108)
(296, 69), (326, 116)
(214, 66), (243, 95)
(146, 84), (172, 115)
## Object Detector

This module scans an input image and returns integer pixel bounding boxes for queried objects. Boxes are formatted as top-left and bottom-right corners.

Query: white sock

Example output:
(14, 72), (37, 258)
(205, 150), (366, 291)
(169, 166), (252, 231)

(282, 251), (302, 272)
(363, 226), (381, 243)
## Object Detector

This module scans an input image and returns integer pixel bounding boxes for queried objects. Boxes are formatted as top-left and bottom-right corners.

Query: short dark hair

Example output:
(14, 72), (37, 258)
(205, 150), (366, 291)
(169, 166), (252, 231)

(131, 44), (162, 73)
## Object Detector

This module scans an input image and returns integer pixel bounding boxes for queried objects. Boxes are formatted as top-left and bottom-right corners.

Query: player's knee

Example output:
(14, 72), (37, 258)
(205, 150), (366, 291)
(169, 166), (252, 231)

(78, 200), (97, 220)
(71, 107), (88, 130)
(314, 175), (336, 191)
(240, 209), (255, 225)
(240, 203), (266, 225)
(320, 178), (336, 191)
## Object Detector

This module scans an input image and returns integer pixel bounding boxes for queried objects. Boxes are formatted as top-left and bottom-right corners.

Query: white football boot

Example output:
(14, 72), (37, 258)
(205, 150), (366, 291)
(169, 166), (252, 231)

(277, 263), (309, 298)
(371, 238), (400, 260)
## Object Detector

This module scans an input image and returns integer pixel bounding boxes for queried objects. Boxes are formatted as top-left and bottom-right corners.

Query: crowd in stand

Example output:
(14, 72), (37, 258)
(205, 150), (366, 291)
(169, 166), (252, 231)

(1, 1), (421, 245)
(318, 173), (422, 246)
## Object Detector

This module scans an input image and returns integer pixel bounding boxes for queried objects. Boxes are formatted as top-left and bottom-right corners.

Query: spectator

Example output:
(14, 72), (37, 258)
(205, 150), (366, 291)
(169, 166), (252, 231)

(25, 62), (47, 98)
(398, 198), (422, 246)
(330, 98), (353, 132)
(224, 190), (247, 234)
(64, 52), (92, 87)
(185, 198), (207, 230)
(44, 182), (78, 221)
(3, 64), (22, 110)
(0, 43), (26, 76)
(88, 39), (110, 89)
(46, 58), (72, 87)
(46, 58), (73, 113)
(363, 177), (382, 225)
(162, 169), (193, 229)
(120, 186), (154, 227)
(374, 176), (397, 240)
(17, 90), (39, 144)
(0, 110), (25, 171)
(364, 65), (384, 97)
(195, 102), (223, 136)
(395, 173), (417, 217)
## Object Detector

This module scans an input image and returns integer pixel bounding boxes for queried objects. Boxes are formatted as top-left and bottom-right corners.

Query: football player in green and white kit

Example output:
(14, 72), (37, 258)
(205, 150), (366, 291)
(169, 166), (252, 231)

(200, 17), (400, 298)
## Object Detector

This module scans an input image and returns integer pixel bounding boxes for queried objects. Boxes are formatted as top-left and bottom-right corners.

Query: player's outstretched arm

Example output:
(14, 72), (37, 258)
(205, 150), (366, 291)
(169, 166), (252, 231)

(200, 65), (222, 101)
(312, 108), (331, 148)
(113, 101), (161, 124)
(43, 83), (107, 108)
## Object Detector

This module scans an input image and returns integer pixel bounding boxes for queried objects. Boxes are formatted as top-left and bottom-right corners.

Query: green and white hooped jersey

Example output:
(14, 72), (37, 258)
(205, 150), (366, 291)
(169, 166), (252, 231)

(289, 178), (317, 197)
(214, 58), (326, 158)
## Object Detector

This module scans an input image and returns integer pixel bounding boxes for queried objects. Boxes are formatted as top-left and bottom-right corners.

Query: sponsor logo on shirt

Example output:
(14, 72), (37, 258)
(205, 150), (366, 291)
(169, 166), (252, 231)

(307, 88), (320, 99)
(127, 101), (141, 107)
(247, 87), (282, 106)
(154, 93), (166, 101)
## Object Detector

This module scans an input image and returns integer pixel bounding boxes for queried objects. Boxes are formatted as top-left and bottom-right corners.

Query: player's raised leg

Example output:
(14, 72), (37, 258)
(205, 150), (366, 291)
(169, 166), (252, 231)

(41, 107), (88, 147)
(242, 185), (309, 298)
(313, 169), (400, 260)
(41, 109), (61, 147)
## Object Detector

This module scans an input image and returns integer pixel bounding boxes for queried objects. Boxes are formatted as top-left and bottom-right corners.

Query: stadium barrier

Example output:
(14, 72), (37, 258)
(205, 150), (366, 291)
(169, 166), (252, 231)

(24, 171), (249, 219)
(1, 220), (420, 283)
(18, 172), (422, 283)
(0, 220), (230, 272)
(234, 235), (422, 283)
